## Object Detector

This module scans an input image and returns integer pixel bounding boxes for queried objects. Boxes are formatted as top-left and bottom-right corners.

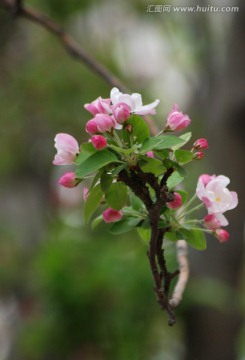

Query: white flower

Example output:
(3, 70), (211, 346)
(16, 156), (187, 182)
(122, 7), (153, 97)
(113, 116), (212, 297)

(196, 175), (238, 226)
(110, 87), (160, 115)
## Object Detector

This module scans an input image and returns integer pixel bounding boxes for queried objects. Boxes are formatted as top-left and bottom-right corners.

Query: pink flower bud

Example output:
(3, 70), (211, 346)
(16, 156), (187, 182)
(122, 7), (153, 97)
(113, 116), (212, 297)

(167, 192), (182, 210)
(53, 133), (79, 165)
(193, 138), (209, 150)
(102, 208), (123, 223)
(215, 229), (230, 243)
(165, 104), (191, 132)
(93, 114), (122, 133)
(146, 151), (154, 158)
(111, 102), (131, 124)
(91, 135), (107, 150)
(86, 119), (99, 135)
(84, 97), (111, 116)
(58, 172), (78, 188)
(83, 187), (89, 201)
(204, 214), (221, 230)
(194, 151), (204, 160)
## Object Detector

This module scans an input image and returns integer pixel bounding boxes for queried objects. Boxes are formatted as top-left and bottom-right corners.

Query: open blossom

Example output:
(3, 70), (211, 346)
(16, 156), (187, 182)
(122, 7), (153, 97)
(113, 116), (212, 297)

(58, 172), (78, 188)
(110, 87), (160, 115)
(53, 133), (79, 165)
(102, 208), (123, 223)
(84, 97), (111, 116)
(91, 135), (107, 150)
(111, 102), (131, 124)
(167, 192), (182, 210)
(215, 229), (230, 243)
(165, 104), (191, 131)
(196, 174), (238, 226)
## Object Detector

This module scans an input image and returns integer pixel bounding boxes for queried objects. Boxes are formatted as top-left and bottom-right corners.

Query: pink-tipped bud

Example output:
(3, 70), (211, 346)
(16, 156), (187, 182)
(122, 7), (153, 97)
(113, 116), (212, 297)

(167, 192), (182, 210)
(146, 151), (154, 158)
(102, 208), (123, 223)
(53, 133), (79, 165)
(86, 119), (99, 135)
(111, 102), (131, 124)
(193, 138), (209, 150)
(58, 172), (78, 188)
(194, 151), (204, 160)
(215, 229), (230, 243)
(92, 114), (121, 133)
(91, 135), (107, 150)
(84, 97), (111, 116)
(165, 104), (191, 132)
(83, 187), (89, 201)
(204, 214), (221, 230)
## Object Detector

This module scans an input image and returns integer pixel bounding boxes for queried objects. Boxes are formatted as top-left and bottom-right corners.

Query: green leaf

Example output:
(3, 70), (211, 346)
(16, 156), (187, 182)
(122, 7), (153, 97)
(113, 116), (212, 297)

(165, 231), (178, 241)
(154, 149), (169, 160)
(109, 217), (141, 234)
(175, 149), (194, 164)
(123, 115), (150, 144)
(180, 228), (207, 250)
(75, 150), (119, 178)
(111, 163), (128, 176)
(105, 182), (128, 210)
(91, 215), (103, 230)
(100, 173), (113, 193)
(172, 132), (192, 150)
(129, 192), (144, 211)
(140, 135), (185, 153)
(140, 157), (166, 176)
(137, 227), (151, 243)
(75, 142), (97, 165)
(84, 184), (104, 224)
(167, 171), (184, 189)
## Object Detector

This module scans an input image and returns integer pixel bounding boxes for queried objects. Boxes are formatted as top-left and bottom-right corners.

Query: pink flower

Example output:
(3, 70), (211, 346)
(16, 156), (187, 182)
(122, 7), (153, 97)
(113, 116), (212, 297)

(167, 192), (182, 210)
(53, 133), (79, 165)
(146, 151), (154, 158)
(102, 208), (123, 223)
(84, 97), (111, 116)
(111, 102), (131, 124)
(204, 214), (221, 230)
(110, 87), (160, 115)
(83, 187), (89, 201)
(165, 104), (191, 131)
(194, 151), (204, 160)
(94, 114), (122, 132)
(86, 119), (99, 135)
(196, 175), (238, 226)
(91, 135), (107, 150)
(58, 172), (78, 188)
(215, 229), (230, 243)
(193, 138), (208, 150)
(198, 174), (215, 187)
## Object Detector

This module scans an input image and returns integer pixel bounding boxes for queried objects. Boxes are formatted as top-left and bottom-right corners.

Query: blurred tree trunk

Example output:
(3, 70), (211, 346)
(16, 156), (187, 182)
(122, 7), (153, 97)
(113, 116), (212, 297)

(184, 1), (245, 359)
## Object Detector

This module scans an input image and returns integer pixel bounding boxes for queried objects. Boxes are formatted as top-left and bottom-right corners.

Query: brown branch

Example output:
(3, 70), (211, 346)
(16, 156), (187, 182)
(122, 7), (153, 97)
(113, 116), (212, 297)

(0, 0), (128, 92)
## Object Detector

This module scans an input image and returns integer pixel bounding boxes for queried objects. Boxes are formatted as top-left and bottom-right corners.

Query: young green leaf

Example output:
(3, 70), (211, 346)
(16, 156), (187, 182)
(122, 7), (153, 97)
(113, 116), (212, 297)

(75, 150), (119, 178)
(180, 228), (207, 250)
(91, 215), (103, 230)
(84, 184), (104, 224)
(75, 142), (97, 165)
(172, 132), (192, 150)
(140, 157), (166, 176)
(175, 149), (194, 164)
(140, 135), (185, 153)
(123, 115), (150, 144)
(109, 217), (141, 235)
(105, 182), (128, 210)
(100, 172), (113, 193)
(137, 227), (151, 243)
(167, 171), (184, 189)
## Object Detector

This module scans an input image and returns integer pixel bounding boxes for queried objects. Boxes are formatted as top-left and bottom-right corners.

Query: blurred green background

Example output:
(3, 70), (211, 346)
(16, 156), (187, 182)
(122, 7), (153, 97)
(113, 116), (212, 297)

(0, 0), (244, 359)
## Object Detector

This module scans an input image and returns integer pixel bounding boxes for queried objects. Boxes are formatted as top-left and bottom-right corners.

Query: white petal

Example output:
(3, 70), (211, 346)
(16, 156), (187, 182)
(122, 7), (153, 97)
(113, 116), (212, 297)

(110, 87), (122, 104)
(134, 99), (160, 115)
(228, 191), (238, 210)
(131, 93), (143, 108)
(215, 213), (229, 226)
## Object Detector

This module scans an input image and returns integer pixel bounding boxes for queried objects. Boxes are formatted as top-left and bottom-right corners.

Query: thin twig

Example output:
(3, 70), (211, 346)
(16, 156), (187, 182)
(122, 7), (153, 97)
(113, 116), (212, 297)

(169, 239), (189, 308)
